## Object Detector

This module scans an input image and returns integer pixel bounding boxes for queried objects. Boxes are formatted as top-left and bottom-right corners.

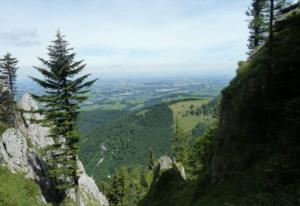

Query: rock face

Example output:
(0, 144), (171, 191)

(0, 93), (109, 206)
(153, 156), (186, 180)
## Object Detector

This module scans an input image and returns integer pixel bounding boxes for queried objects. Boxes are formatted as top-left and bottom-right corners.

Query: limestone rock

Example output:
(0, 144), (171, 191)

(155, 156), (173, 170)
(18, 93), (53, 149)
(153, 156), (186, 180)
(0, 128), (32, 176)
(0, 93), (109, 206)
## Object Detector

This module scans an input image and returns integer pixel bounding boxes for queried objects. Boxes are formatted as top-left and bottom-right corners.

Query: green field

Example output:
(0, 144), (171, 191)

(169, 99), (214, 133)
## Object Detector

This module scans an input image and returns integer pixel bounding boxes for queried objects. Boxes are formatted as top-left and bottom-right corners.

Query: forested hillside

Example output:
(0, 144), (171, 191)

(79, 103), (173, 180)
(139, 5), (300, 206)
(79, 98), (216, 181)
(78, 97), (217, 206)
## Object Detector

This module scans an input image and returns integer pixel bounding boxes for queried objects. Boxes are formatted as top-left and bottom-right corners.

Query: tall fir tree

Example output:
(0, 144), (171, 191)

(246, 0), (268, 54)
(264, 0), (292, 83)
(0, 53), (18, 98)
(0, 53), (19, 126)
(30, 31), (96, 204)
(246, 0), (292, 55)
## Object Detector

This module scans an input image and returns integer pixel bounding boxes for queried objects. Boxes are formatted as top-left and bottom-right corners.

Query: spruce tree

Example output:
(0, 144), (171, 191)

(30, 31), (96, 204)
(0, 53), (18, 98)
(246, 0), (268, 54)
(0, 53), (19, 126)
(264, 0), (292, 83)
(246, 0), (292, 55)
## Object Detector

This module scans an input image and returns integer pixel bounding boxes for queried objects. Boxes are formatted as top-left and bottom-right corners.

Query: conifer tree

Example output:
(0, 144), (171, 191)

(0, 84), (5, 124)
(30, 31), (96, 204)
(147, 148), (156, 170)
(246, 0), (292, 55)
(246, 0), (268, 54)
(264, 0), (292, 83)
(0, 53), (18, 98)
(0, 53), (19, 126)
(171, 121), (191, 167)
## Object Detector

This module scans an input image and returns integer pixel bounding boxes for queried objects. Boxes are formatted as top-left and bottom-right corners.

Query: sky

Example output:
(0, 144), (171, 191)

(0, 0), (251, 79)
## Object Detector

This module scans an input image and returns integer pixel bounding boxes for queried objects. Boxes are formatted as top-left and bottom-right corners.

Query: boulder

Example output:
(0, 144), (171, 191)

(153, 156), (186, 181)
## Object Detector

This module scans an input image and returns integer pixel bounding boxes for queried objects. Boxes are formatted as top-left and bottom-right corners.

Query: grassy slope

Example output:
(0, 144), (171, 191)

(169, 99), (213, 133)
(0, 167), (48, 206)
(140, 8), (300, 206)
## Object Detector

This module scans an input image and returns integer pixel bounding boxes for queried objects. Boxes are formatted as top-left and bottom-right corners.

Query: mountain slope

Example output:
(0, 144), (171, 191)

(140, 7), (300, 206)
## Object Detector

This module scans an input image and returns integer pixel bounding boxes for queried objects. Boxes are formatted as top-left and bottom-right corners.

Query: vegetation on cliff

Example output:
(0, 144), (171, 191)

(0, 167), (48, 206)
(139, 6), (300, 206)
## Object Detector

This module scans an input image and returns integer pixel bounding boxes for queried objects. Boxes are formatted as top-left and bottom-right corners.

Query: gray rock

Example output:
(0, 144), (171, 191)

(154, 156), (186, 180)
(18, 93), (53, 149)
(0, 93), (109, 206)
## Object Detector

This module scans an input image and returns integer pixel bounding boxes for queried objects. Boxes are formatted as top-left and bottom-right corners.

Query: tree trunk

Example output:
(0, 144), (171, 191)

(268, 0), (274, 85)
(74, 155), (80, 206)
(75, 184), (80, 206)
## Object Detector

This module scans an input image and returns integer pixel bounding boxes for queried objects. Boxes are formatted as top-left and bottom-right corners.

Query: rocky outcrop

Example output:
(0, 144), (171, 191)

(0, 93), (109, 206)
(153, 156), (186, 181)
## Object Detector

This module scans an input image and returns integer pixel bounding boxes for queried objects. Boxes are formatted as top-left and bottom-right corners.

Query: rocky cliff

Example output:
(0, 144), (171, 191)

(138, 7), (300, 206)
(0, 93), (109, 206)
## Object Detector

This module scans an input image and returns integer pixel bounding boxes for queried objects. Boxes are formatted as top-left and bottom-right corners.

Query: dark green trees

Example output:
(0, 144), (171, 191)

(30, 31), (96, 203)
(0, 53), (19, 126)
(171, 122), (191, 169)
(246, 0), (268, 53)
(104, 167), (151, 206)
(246, 0), (292, 55)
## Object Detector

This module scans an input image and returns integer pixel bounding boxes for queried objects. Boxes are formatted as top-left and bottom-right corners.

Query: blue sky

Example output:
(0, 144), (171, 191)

(0, 0), (251, 78)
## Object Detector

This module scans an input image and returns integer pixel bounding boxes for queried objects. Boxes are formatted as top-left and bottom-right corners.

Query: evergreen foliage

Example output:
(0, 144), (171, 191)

(98, 167), (152, 206)
(246, 0), (292, 55)
(0, 53), (18, 98)
(246, 0), (268, 53)
(79, 103), (174, 180)
(171, 122), (192, 171)
(30, 31), (96, 196)
(0, 53), (19, 126)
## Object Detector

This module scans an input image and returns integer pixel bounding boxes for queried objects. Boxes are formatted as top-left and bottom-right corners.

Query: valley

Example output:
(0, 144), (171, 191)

(1, 1), (299, 205)
(75, 77), (226, 181)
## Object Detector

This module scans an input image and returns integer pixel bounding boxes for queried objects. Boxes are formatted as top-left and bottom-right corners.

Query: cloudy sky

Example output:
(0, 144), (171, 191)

(0, 0), (251, 79)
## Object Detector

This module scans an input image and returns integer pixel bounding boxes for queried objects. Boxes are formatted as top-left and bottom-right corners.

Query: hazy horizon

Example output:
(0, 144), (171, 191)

(1, 0), (251, 79)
